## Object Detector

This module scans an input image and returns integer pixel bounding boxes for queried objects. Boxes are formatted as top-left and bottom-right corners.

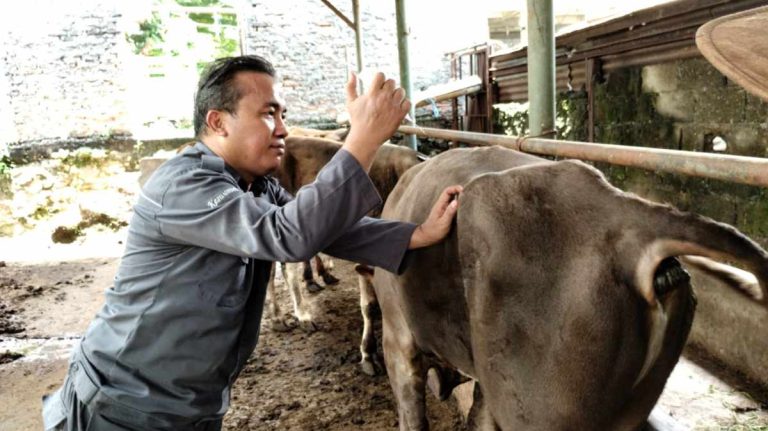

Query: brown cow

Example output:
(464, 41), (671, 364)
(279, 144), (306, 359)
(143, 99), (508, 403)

(372, 146), (768, 430)
(287, 126), (349, 142)
(268, 135), (422, 339)
(279, 127), (351, 296)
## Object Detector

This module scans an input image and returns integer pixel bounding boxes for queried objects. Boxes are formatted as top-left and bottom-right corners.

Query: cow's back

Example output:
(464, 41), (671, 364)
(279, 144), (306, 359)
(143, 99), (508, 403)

(278, 136), (421, 206)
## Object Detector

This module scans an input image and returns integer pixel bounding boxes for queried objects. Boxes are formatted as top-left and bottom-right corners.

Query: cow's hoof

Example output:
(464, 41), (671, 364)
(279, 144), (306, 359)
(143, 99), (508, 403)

(359, 357), (383, 376)
(321, 273), (340, 286)
(305, 282), (324, 294)
(299, 319), (319, 333)
(271, 315), (297, 332)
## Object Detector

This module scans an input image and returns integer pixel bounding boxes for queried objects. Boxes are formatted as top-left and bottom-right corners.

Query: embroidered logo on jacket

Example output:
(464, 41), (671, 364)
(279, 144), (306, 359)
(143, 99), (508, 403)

(207, 187), (239, 208)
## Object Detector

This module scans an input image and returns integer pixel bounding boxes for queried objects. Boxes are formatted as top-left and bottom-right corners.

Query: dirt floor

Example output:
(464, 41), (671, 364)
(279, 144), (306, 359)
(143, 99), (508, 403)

(1, 151), (768, 430)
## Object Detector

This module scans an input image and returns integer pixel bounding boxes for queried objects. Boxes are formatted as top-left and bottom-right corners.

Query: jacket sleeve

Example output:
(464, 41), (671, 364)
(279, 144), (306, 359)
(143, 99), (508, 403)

(266, 176), (294, 206)
(149, 149), (382, 262)
(322, 217), (417, 274)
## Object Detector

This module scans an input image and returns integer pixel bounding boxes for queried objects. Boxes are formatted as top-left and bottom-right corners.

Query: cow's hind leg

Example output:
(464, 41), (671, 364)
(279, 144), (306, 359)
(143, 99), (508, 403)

(284, 262), (318, 332)
(302, 260), (324, 293)
(384, 332), (429, 430)
(466, 383), (500, 431)
(380, 304), (429, 430)
(355, 264), (383, 376)
(316, 254), (339, 286)
(427, 364), (467, 401)
(267, 262), (295, 332)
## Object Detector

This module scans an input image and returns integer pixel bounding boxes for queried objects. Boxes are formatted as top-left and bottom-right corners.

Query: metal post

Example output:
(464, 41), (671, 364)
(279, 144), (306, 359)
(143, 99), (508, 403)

(395, 0), (417, 150)
(526, 0), (555, 138)
(237, 0), (248, 55)
(352, 0), (363, 76)
(586, 58), (596, 142)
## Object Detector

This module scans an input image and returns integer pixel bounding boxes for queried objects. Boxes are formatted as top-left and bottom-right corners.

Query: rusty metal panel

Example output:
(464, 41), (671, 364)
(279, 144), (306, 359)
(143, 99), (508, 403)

(486, 0), (766, 104)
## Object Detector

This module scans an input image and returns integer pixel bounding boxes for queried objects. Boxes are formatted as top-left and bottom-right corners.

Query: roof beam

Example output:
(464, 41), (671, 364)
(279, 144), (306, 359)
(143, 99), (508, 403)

(320, 0), (354, 29)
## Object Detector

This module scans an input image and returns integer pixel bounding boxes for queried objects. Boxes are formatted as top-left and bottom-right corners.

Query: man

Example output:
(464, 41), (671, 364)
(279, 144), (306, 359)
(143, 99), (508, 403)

(42, 55), (462, 430)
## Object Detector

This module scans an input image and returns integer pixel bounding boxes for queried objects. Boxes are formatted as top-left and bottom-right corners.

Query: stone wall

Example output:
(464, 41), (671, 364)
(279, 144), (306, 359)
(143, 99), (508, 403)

(244, 1), (451, 128)
(2, 0), (454, 150)
(1, 0), (131, 148)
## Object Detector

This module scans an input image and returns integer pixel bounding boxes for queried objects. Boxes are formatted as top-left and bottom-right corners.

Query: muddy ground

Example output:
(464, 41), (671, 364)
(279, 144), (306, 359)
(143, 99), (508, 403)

(1, 151), (767, 430)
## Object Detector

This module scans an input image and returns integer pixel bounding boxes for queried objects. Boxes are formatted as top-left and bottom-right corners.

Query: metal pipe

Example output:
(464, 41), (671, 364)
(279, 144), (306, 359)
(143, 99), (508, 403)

(398, 126), (768, 188)
(526, 0), (555, 137)
(352, 0), (363, 76)
(395, 0), (417, 150)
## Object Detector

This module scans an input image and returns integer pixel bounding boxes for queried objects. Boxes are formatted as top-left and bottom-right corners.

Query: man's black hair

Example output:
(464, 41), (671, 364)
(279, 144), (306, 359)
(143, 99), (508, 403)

(193, 55), (276, 138)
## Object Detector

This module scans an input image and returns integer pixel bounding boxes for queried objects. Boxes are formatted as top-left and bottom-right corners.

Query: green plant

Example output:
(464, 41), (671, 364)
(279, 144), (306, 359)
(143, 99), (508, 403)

(188, 12), (215, 24)
(219, 13), (237, 26)
(0, 154), (13, 200)
(215, 31), (239, 58)
(126, 12), (165, 55)
(175, 0), (223, 6)
(493, 102), (529, 137)
(0, 154), (12, 176)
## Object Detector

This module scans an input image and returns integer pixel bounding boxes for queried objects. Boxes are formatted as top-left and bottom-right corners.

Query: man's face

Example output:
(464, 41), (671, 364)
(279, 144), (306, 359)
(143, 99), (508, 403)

(220, 71), (288, 181)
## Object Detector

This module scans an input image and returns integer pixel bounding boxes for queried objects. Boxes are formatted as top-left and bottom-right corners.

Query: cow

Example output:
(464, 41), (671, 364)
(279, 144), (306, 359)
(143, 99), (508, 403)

(287, 126), (349, 142)
(370, 146), (768, 430)
(268, 135), (422, 336)
(276, 127), (351, 296)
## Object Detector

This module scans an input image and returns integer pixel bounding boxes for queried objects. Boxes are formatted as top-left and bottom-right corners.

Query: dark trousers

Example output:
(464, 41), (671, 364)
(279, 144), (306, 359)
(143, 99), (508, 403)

(42, 371), (223, 431)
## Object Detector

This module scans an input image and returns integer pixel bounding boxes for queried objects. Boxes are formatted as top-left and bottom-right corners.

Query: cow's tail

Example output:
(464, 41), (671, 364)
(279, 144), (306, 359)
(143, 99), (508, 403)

(633, 208), (768, 307)
(627, 205), (768, 386)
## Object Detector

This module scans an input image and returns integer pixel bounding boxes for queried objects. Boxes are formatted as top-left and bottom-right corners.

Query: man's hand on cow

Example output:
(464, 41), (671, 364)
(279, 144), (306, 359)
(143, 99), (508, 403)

(342, 71), (412, 172)
(409, 185), (463, 249)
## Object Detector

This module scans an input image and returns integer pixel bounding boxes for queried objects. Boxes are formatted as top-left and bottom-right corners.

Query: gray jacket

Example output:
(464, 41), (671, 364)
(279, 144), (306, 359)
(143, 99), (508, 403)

(70, 142), (416, 426)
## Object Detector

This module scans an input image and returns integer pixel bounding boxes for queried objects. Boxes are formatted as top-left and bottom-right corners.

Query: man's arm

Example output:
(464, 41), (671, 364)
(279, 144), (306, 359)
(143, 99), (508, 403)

(153, 149), (382, 262)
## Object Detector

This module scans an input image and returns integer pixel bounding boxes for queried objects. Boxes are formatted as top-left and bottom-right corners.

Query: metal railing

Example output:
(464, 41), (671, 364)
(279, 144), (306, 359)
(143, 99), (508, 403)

(398, 125), (768, 188)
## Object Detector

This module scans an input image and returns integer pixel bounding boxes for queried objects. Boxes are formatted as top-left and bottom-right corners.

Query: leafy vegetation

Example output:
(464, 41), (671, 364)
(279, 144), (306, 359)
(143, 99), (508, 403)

(0, 152), (13, 199)
(126, 12), (165, 55)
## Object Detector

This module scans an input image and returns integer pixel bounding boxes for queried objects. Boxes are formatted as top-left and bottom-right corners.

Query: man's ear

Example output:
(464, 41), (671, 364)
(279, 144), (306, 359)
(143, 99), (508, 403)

(205, 110), (228, 137)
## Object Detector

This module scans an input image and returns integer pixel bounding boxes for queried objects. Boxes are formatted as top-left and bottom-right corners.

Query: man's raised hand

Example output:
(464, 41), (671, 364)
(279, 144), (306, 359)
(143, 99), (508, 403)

(342, 72), (411, 171)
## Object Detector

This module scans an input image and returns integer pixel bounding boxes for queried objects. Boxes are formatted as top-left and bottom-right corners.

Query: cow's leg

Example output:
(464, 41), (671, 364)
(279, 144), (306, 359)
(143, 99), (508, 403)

(284, 262), (318, 332)
(302, 260), (324, 293)
(466, 383), (499, 431)
(381, 309), (429, 430)
(426, 364), (467, 401)
(267, 262), (295, 332)
(316, 254), (339, 286)
(384, 333), (429, 430)
(355, 265), (383, 376)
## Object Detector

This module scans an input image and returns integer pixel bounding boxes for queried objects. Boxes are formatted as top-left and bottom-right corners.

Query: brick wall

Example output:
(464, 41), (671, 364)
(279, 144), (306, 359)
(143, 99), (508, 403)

(1, 0), (456, 150)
